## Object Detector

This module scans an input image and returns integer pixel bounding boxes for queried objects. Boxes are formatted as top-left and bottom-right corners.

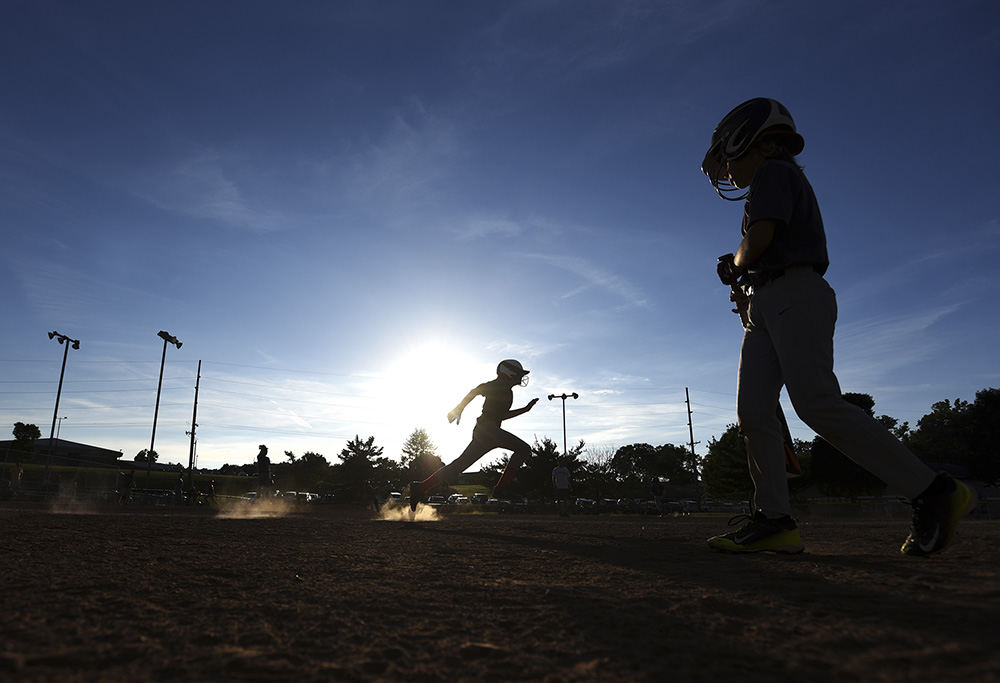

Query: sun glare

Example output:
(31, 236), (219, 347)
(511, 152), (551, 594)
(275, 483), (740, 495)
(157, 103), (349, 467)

(376, 339), (492, 462)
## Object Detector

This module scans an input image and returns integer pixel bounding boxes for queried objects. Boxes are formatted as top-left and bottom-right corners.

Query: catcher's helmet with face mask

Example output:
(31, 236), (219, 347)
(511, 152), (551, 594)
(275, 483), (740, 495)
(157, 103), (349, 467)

(497, 359), (530, 387)
(701, 98), (805, 201)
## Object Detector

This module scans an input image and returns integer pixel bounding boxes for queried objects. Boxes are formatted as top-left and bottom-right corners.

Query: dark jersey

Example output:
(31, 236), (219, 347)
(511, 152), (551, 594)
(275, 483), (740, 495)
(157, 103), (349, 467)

(476, 378), (514, 425)
(743, 159), (829, 275)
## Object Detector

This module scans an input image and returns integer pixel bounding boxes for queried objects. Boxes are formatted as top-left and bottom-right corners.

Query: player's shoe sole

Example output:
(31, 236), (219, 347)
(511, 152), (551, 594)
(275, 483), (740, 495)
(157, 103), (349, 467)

(901, 474), (977, 556)
(708, 512), (805, 554)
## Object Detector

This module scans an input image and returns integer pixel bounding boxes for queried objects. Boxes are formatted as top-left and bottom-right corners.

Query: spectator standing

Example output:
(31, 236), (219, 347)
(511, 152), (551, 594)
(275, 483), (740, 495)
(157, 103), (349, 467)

(552, 461), (571, 517)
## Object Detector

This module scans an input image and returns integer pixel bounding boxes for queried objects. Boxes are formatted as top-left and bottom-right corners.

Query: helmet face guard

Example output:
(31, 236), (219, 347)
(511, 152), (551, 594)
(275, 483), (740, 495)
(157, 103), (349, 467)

(702, 98), (805, 201)
(497, 359), (530, 387)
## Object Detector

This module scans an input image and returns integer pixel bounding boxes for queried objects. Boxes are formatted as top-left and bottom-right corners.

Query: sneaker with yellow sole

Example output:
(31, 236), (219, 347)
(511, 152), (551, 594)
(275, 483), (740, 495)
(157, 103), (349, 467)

(901, 473), (977, 556)
(708, 511), (804, 554)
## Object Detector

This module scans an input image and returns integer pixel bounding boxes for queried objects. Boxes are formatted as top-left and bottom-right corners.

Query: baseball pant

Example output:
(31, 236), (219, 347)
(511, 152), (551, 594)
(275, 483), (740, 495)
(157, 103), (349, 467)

(738, 266), (935, 518)
(434, 419), (531, 489)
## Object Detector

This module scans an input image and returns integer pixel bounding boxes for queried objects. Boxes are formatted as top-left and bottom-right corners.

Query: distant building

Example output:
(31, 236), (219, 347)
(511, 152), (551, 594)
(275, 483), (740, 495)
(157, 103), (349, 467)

(0, 438), (122, 468)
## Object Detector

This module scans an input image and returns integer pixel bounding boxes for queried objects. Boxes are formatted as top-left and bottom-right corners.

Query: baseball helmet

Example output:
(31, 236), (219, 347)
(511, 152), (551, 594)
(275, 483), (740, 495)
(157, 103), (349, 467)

(497, 359), (530, 386)
(701, 97), (805, 200)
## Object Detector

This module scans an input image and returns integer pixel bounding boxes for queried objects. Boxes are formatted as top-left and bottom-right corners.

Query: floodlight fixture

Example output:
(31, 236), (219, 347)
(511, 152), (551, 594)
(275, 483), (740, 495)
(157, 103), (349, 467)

(548, 392), (580, 456)
(157, 330), (182, 348)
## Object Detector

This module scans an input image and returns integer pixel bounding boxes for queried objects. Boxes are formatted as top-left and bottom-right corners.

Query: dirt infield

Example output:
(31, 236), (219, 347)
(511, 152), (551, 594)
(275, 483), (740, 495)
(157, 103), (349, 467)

(1, 504), (998, 682)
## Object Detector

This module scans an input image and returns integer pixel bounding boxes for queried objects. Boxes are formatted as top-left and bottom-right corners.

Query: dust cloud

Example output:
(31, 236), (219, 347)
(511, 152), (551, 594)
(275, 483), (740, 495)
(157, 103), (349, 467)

(216, 497), (295, 519)
(377, 501), (441, 522)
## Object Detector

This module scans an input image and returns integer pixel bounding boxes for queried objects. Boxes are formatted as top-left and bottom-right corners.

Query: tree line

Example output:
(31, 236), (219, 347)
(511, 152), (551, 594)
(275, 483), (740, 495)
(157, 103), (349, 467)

(7, 387), (997, 502)
(701, 387), (1000, 501)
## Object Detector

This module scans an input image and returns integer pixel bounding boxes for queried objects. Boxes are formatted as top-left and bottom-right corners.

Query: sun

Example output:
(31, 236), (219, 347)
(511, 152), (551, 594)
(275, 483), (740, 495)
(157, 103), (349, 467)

(375, 339), (492, 461)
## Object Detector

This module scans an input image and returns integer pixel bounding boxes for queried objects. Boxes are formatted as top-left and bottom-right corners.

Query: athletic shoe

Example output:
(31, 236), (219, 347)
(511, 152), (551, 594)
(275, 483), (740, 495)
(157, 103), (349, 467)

(707, 512), (804, 554)
(409, 481), (422, 512)
(901, 473), (977, 556)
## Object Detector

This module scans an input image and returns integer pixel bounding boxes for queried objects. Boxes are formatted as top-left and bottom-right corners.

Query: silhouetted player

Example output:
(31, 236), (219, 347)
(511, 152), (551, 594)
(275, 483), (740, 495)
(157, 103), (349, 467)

(409, 359), (538, 511)
(702, 97), (976, 555)
(256, 444), (273, 499)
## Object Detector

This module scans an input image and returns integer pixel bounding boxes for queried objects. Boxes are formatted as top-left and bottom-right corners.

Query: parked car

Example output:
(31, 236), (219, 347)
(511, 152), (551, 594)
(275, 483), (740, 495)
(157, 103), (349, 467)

(575, 498), (597, 514)
(471, 493), (489, 505)
(448, 494), (471, 505)
(427, 495), (447, 507)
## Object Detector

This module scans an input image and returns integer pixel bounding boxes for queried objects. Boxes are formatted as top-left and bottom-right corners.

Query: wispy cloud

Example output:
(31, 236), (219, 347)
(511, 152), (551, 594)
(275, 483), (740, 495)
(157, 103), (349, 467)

(519, 252), (649, 309)
(131, 150), (286, 233)
(835, 304), (962, 387)
(484, 339), (565, 360)
(451, 213), (564, 242)
(333, 99), (464, 222)
(484, 0), (754, 82)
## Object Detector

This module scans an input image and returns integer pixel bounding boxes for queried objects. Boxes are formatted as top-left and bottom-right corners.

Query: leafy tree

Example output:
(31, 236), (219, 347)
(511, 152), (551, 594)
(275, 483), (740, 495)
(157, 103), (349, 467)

(701, 424), (752, 501)
(967, 388), (1000, 484)
(133, 449), (158, 463)
(297, 452), (335, 489)
(788, 438), (814, 496)
(611, 442), (698, 495)
(13, 422), (41, 442)
(610, 443), (656, 489)
(371, 456), (406, 493)
(332, 435), (382, 501)
(579, 445), (616, 500)
(518, 436), (585, 498)
(811, 393), (887, 498)
(400, 428), (443, 481)
(654, 443), (699, 486)
(10, 422), (41, 463)
(906, 388), (1000, 484)
(906, 398), (971, 466)
(273, 451), (334, 492)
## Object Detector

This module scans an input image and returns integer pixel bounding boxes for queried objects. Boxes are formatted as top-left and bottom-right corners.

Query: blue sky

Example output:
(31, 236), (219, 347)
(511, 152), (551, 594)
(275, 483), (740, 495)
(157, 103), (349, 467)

(2, 0), (998, 471)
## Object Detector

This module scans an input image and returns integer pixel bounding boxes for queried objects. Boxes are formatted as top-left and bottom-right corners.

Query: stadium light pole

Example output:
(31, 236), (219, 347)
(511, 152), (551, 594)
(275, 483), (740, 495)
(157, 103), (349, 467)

(56, 416), (67, 439)
(146, 330), (182, 488)
(547, 392), (579, 456)
(47, 331), (80, 480)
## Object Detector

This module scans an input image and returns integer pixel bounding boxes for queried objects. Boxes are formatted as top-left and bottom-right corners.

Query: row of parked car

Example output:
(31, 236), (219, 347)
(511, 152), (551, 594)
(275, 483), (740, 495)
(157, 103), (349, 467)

(243, 490), (328, 503)
(386, 491), (715, 514)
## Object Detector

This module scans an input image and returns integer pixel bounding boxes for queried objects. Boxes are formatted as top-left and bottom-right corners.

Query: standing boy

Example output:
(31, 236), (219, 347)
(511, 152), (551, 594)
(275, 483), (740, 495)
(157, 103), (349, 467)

(701, 97), (976, 555)
(410, 360), (538, 511)
(552, 460), (572, 516)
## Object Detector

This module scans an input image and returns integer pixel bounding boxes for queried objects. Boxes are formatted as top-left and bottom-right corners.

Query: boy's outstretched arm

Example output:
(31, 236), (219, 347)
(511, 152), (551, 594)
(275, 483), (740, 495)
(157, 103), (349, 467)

(505, 397), (539, 420)
(448, 386), (484, 425)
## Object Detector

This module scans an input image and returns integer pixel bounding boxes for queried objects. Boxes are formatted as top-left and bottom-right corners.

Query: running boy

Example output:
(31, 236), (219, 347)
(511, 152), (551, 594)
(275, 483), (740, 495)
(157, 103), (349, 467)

(410, 359), (538, 511)
(701, 97), (976, 555)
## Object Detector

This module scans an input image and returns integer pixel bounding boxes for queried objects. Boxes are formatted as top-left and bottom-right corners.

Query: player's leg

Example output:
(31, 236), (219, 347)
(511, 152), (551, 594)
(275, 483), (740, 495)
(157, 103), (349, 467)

(772, 271), (935, 498)
(771, 269), (974, 553)
(709, 314), (804, 553)
(410, 431), (493, 511)
(491, 428), (531, 492)
(737, 313), (791, 518)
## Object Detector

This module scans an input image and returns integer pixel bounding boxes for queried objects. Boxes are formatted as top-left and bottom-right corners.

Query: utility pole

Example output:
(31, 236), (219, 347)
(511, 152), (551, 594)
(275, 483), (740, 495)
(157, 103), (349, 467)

(46, 331), (80, 481)
(186, 360), (201, 492)
(147, 331), (182, 488)
(685, 387), (697, 459)
(686, 387), (702, 508)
